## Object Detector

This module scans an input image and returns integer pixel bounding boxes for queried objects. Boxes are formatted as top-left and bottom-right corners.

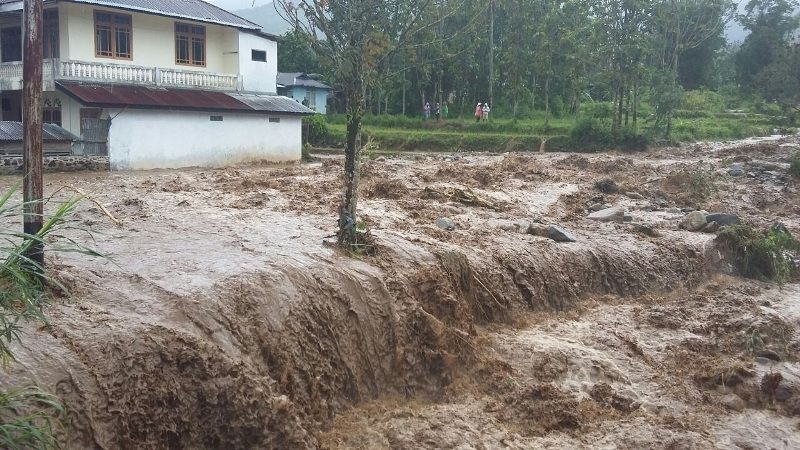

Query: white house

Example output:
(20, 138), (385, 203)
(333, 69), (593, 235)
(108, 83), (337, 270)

(0, 0), (313, 170)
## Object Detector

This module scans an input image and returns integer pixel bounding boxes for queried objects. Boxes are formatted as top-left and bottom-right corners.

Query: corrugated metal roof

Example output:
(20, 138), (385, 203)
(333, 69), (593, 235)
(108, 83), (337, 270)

(0, 121), (78, 142)
(277, 72), (332, 90)
(0, 0), (260, 29)
(230, 93), (316, 114)
(57, 82), (316, 115)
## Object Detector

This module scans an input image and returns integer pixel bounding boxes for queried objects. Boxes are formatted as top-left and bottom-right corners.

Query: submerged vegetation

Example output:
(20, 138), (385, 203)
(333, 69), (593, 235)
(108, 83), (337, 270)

(0, 186), (99, 449)
(717, 224), (800, 283)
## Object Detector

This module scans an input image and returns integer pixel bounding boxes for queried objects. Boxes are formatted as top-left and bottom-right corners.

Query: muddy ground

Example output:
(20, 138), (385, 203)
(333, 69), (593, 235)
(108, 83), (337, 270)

(1, 135), (800, 449)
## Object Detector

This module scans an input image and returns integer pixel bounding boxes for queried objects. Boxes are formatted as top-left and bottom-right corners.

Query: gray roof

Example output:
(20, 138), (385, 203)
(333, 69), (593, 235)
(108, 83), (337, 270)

(0, 121), (78, 142)
(230, 93), (316, 115)
(0, 0), (260, 29)
(277, 72), (332, 90)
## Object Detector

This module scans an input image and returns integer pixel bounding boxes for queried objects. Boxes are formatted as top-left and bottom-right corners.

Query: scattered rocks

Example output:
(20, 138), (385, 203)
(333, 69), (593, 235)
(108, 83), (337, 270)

(706, 213), (740, 227)
(588, 207), (625, 223)
(679, 211), (708, 231)
(548, 225), (577, 243)
(626, 192), (645, 200)
(728, 163), (745, 177)
(435, 218), (456, 231)
(720, 394), (746, 412)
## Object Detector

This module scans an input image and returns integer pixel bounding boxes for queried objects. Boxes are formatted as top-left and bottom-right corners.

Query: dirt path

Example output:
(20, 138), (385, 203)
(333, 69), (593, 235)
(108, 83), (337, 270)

(0, 135), (798, 448)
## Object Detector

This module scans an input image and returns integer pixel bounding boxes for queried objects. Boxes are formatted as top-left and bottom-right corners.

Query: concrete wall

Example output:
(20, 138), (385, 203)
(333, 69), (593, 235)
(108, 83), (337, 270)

(238, 31), (277, 93)
(61, 3), (240, 74)
(107, 109), (301, 170)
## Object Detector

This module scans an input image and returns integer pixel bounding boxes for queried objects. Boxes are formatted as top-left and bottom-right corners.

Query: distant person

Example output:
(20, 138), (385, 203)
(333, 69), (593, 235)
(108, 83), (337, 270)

(482, 102), (491, 122)
(424, 102), (431, 120)
(475, 103), (483, 122)
(435, 102), (441, 120)
(302, 97), (309, 107)
(442, 102), (449, 119)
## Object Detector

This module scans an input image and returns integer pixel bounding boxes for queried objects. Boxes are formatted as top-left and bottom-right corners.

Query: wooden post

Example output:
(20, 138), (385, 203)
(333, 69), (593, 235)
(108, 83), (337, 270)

(23, 0), (44, 269)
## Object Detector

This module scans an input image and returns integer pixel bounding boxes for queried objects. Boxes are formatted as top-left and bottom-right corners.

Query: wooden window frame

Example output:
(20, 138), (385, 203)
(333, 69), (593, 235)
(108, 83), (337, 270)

(175, 22), (206, 67)
(94, 10), (132, 60)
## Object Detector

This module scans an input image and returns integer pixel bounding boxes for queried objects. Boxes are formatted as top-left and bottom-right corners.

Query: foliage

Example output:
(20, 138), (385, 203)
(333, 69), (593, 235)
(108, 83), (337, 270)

(687, 170), (718, 200)
(303, 114), (332, 146)
(1, 186), (100, 449)
(0, 386), (64, 450)
(790, 154), (800, 177)
(566, 118), (649, 152)
(717, 224), (800, 283)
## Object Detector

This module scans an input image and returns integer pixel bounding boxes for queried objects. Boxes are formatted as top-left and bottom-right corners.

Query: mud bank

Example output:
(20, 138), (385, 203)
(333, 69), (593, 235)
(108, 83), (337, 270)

(1, 135), (799, 448)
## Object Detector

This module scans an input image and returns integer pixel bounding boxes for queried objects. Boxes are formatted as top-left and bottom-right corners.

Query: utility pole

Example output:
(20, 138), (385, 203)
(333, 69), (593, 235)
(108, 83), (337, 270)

(488, 0), (494, 109)
(23, 0), (44, 269)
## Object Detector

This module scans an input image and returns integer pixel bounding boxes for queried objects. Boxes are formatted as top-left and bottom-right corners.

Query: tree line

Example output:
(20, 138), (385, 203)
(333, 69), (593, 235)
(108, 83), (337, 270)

(275, 0), (800, 246)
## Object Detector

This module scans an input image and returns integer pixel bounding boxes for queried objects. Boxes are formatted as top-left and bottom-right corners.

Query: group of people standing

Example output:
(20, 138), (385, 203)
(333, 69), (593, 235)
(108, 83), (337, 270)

(475, 102), (491, 122)
(423, 102), (449, 121)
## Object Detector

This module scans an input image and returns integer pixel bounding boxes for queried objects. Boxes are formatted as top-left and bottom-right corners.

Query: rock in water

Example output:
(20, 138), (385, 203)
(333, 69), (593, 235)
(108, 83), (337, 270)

(436, 218), (456, 231)
(720, 394), (745, 412)
(728, 163), (745, 177)
(680, 211), (708, 231)
(706, 213), (740, 227)
(527, 223), (550, 237)
(588, 207), (625, 223)
(548, 225), (577, 243)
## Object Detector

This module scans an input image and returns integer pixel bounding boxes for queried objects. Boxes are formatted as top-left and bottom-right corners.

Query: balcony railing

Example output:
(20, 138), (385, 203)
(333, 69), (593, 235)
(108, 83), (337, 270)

(0, 59), (241, 91)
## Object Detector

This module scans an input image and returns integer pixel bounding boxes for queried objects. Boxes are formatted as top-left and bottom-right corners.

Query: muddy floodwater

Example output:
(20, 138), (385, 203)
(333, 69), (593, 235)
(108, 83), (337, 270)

(1, 136), (800, 449)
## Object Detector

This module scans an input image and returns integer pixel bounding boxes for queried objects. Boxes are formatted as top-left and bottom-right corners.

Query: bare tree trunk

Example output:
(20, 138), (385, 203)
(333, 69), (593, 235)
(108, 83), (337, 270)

(402, 69), (406, 116)
(23, 0), (44, 268)
(489, 0), (495, 108)
(544, 75), (551, 126)
(338, 82), (365, 246)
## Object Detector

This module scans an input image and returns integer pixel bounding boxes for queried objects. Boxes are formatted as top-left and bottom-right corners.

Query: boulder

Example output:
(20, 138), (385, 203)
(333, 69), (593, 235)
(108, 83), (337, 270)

(720, 394), (745, 412)
(623, 214), (634, 223)
(666, 207), (682, 214)
(527, 223), (550, 237)
(589, 203), (609, 212)
(701, 221), (720, 233)
(626, 192), (645, 200)
(634, 225), (661, 238)
(435, 218), (456, 231)
(706, 213), (740, 227)
(588, 207), (625, 223)
(548, 225), (577, 243)
(680, 211), (708, 231)
(728, 163), (745, 177)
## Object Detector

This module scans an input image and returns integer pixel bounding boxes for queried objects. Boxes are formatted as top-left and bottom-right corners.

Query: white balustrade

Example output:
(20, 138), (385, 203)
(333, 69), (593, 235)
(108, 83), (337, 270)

(2, 59), (240, 91)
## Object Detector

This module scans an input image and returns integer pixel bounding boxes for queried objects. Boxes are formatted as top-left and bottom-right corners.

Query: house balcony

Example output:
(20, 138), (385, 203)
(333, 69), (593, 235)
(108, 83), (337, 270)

(0, 59), (241, 92)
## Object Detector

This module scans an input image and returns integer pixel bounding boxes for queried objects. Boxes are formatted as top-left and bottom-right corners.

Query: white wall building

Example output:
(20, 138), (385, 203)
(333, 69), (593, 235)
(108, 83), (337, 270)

(0, 0), (312, 170)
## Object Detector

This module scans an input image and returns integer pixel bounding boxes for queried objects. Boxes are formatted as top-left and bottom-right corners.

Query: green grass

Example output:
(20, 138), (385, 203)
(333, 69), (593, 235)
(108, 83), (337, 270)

(313, 96), (793, 153)
(0, 387), (64, 450)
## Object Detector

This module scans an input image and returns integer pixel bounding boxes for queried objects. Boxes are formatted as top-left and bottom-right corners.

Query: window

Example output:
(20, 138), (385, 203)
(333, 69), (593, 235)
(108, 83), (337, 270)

(95, 11), (132, 59)
(43, 98), (62, 127)
(251, 49), (266, 62)
(269, 117), (280, 123)
(43, 9), (59, 59)
(210, 115), (223, 122)
(175, 23), (206, 66)
(0, 27), (22, 62)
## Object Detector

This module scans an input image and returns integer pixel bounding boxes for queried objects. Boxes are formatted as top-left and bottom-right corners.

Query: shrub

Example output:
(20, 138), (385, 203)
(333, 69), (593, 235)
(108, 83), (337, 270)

(582, 102), (614, 119)
(683, 90), (726, 112)
(567, 118), (649, 152)
(717, 224), (800, 283)
(790, 154), (800, 178)
(303, 114), (332, 146)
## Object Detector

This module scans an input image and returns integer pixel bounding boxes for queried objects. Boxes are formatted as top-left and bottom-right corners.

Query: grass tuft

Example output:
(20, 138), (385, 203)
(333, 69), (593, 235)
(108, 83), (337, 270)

(717, 224), (800, 283)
